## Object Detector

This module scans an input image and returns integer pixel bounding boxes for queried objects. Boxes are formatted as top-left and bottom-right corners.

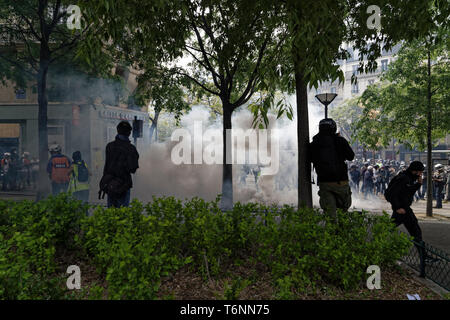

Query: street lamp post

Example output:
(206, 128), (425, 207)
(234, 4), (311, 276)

(315, 93), (338, 119)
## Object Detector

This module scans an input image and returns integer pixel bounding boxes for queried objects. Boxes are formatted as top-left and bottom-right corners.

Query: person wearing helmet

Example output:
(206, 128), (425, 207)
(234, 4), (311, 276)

(385, 161), (426, 259)
(432, 164), (446, 208)
(309, 118), (355, 218)
(47, 144), (71, 195)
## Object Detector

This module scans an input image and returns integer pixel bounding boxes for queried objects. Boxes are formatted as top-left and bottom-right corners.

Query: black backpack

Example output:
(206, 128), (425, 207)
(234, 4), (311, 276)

(310, 135), (342, 181)
(98, 145), (132, 199)
(384, 173), (403, 203)
(76, 161), (89, 182)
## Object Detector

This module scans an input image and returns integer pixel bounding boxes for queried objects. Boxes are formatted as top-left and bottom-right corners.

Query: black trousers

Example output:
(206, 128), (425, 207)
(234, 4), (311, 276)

(391, 207), (422, 243)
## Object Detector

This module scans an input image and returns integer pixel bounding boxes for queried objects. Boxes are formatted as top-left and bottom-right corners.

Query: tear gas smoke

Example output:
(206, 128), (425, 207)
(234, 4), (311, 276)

(131, 97), (389, 211)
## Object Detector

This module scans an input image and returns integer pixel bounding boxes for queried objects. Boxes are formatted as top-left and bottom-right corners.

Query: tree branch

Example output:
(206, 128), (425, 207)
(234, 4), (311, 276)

(183, 46), (211, 72)
(174, 69), (220, 96)
(231, 34), (270, 108)
(18, 13), (42, 41)
(0, 53), (35, 77)
(190, 20), (222, 90)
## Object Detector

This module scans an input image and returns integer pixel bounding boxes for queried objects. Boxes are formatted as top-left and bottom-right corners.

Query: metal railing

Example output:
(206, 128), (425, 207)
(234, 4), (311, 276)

(402, 240), (450, 291)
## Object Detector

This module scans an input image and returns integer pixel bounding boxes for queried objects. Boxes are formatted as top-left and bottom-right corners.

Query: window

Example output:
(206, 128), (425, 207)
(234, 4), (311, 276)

(381, 59), (389, 71)
(15, 88), (26, 99)
(368, 80), (375, 85)
(330, 87), (336, 94)
(351, 83), (359, 94)
(352, 64), (359, 75)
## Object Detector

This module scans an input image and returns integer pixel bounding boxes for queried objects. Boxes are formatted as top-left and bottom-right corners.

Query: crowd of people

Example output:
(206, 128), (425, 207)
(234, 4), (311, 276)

(0, 148), (39, 191)
(348, 159), (450, 208)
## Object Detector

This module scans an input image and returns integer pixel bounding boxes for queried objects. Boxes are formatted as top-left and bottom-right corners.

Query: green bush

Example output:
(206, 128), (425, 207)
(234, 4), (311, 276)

(256, 208), (412, 290)
(0, 194), (412, 299)
(0, 194), (87, 299)
(80, 200), (188, 299)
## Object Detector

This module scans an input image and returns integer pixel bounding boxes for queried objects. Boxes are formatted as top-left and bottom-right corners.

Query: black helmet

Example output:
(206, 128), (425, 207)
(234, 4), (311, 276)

(408, 161), (425, 172)
(72, 151), (82, 161)
(319, 118), (337, 134)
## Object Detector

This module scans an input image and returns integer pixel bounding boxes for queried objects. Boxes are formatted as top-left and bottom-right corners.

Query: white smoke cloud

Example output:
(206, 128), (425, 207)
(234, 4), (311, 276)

(131, 94), (386, 210)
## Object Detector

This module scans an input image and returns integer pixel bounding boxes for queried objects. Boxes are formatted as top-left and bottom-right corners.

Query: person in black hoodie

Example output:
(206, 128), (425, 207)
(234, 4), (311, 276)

(102, 121), (139, 208)
(309, 118), (355, 218)
(388, 161), (424, 244)
(385, 161), (439, 267)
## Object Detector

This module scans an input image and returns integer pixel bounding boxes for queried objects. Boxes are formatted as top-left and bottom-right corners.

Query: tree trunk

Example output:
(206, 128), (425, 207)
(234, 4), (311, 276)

(221, 105), (233, 210)
(426, 49), (433, 217)
(36, 48), (50, 201)
(294, 66), (312, 208)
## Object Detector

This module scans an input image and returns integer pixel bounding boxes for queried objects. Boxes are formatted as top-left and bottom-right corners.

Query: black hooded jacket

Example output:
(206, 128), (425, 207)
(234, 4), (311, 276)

(388, 169), (421, 211)
(103, 135), (139, 189)
(309, 132), (355, 183)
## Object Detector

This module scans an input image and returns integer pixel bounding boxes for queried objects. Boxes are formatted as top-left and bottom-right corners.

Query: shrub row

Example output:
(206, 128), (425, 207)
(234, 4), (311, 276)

(0, 194), (412, 299)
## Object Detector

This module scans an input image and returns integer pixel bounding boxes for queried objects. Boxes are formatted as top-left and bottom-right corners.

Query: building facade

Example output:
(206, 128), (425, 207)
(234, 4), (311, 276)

(0, 71), (150, 198)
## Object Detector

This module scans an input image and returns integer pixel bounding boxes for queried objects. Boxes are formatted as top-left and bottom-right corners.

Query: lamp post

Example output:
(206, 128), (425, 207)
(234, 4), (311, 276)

(315, 93), (337, 119)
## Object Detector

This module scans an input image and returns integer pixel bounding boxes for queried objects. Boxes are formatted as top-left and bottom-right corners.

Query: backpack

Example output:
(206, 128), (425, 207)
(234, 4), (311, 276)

(98, 145), (132, 199)
(76, 161), (89, 182)
(98, 173), (130, 199)
(384, 173), (403, 203)
(310, 135), (342, 180)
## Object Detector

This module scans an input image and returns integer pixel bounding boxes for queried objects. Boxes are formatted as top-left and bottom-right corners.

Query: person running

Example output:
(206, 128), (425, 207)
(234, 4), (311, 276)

(385, 161), (435, 265)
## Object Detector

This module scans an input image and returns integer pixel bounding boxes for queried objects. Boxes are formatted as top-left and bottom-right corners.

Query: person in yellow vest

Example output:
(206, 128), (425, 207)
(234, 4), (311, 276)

(68, 151), (91, 204)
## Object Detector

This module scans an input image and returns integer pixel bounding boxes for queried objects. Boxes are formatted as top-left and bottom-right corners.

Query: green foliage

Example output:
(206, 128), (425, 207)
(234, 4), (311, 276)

(257, 208), (411, 290)
(80, 200), (187, 299)
(218, 277), (251, 300)
(355, 36), (449, 151)
(0, 194), (87, 299)
(0, 195), (412, 299)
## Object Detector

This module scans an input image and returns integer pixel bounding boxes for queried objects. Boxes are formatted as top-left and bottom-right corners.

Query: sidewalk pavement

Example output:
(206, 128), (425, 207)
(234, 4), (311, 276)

(411, 199), (450, 221)
(351, 195), (450, 221)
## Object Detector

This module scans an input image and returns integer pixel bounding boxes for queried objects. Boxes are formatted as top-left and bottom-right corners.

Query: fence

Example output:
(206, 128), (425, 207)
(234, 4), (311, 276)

(402, 240), (450, 291)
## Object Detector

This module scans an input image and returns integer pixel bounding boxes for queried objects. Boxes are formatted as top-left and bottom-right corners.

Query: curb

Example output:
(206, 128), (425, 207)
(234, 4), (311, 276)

(397, 261), (449, 299)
